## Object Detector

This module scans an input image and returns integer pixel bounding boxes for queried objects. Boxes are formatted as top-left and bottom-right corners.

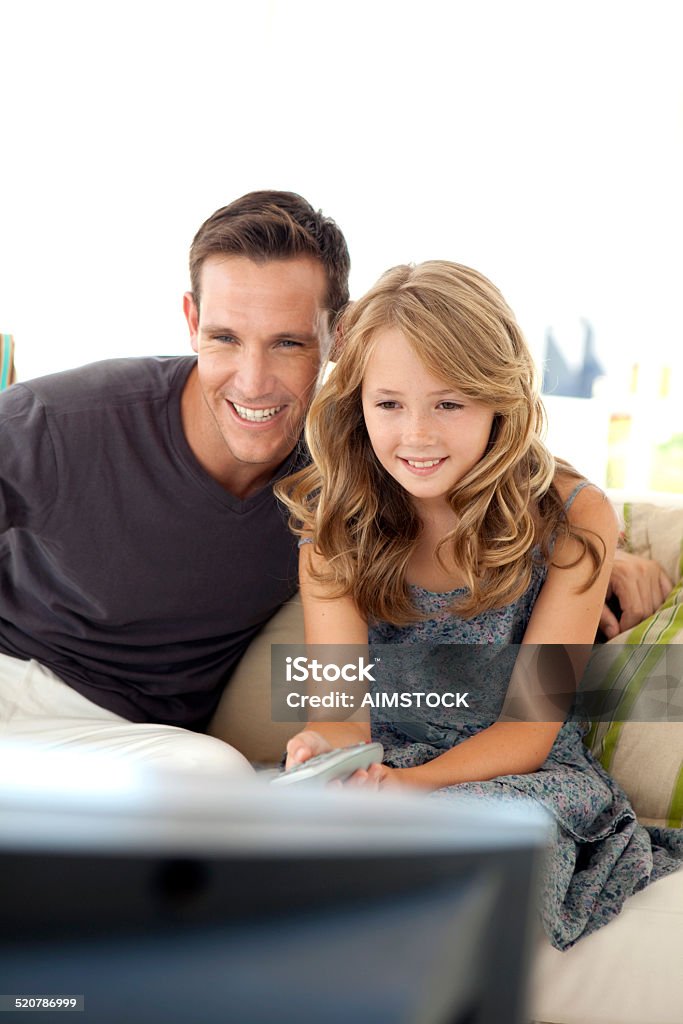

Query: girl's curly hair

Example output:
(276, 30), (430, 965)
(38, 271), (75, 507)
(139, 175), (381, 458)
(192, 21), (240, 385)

(276, 261), (604, 624)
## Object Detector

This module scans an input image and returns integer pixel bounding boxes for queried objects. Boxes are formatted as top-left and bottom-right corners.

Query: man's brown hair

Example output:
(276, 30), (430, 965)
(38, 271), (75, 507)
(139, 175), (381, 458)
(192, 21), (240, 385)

(189, 191), (350, 320)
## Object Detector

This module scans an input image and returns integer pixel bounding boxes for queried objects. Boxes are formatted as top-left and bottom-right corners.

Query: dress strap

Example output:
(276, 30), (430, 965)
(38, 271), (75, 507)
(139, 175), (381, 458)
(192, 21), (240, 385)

(563, 480), (592, 511)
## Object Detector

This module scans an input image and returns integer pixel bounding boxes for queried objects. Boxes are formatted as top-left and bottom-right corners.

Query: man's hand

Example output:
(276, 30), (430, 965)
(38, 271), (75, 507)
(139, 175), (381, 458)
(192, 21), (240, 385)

(601, 549), (673, 639)
(285, 729), (332, 769)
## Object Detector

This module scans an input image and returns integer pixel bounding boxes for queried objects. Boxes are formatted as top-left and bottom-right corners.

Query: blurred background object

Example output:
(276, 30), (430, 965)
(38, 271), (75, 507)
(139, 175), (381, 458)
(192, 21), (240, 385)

(0, 743), (550, 1024)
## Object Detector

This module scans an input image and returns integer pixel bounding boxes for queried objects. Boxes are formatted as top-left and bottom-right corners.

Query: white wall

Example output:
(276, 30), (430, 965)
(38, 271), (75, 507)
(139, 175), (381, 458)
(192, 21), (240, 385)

(2, 0), (682, 395)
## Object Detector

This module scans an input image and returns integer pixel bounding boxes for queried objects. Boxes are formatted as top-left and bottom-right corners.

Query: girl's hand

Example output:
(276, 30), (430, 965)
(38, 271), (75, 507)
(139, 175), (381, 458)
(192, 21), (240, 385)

(285, 729), (332, 769)
(341, 763), (409, 790)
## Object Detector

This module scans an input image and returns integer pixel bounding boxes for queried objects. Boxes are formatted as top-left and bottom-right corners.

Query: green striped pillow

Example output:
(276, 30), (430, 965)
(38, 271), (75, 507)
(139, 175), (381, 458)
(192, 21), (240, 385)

(586, 506), (683, 828)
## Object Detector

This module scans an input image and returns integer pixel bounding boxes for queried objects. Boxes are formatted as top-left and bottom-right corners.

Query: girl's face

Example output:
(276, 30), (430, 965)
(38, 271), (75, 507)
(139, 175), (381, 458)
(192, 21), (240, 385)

(361, 328), (495, 512)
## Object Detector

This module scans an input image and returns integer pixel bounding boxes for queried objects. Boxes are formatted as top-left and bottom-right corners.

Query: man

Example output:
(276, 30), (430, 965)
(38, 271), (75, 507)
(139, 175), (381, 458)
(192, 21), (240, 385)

(0, 190), (669, 770)
(0, 191), (349, 770)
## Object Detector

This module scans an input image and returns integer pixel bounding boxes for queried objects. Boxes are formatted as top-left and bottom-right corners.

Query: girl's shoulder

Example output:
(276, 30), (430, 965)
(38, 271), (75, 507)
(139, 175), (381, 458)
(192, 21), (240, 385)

(548, 471), (618, 548)
(555, 474), (592, 511)
(550, 470), (608, 518)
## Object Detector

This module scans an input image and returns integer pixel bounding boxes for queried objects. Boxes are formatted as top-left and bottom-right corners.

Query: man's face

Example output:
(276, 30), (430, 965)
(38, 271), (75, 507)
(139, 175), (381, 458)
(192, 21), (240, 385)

(183, 255), (327, 496)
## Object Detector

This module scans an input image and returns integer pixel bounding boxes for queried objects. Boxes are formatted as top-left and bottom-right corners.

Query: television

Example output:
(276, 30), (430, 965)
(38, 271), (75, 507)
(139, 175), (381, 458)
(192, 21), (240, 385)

(0, 744), (550, 1024)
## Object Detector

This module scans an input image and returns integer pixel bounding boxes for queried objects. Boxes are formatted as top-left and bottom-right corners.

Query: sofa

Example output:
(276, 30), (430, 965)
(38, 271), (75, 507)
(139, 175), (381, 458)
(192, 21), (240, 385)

(209, 495), (683, 1024)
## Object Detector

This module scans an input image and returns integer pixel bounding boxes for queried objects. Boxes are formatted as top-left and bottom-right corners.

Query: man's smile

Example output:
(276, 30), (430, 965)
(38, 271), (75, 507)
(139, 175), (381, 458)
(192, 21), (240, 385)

(229, 400), (286, 424)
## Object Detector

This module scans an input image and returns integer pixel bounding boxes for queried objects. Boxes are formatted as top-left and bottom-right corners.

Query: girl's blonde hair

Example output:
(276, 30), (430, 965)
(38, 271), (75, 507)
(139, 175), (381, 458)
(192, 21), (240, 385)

(276, 261), (604, 623)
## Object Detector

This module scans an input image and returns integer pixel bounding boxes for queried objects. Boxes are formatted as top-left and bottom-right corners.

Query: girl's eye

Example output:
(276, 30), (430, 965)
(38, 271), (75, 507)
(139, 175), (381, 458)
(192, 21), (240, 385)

(377, 401), (400, 410)
(438, 401), (463, 411)
(277, 339), (303, 349)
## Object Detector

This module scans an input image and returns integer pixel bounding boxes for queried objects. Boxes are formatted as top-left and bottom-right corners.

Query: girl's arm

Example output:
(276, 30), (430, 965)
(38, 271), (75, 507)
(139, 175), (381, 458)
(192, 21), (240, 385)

(285, 543), (372, 768)
(361, 484), (619, 792)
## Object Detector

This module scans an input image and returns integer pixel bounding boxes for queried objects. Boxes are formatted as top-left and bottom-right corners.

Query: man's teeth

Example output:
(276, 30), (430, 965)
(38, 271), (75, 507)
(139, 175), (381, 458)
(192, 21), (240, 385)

(232, 403), (283, 422)
(406, 458), (443, 468)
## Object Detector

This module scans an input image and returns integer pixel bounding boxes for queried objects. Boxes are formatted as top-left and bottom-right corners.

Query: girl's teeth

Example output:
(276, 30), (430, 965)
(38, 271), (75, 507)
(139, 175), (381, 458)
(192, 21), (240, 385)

(233, 403), (283, 422)
(407, 459), (442, 468)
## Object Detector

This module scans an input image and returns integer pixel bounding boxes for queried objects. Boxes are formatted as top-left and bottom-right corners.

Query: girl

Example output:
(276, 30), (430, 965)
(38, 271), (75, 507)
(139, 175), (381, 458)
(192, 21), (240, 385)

(275, 261), (682, 950)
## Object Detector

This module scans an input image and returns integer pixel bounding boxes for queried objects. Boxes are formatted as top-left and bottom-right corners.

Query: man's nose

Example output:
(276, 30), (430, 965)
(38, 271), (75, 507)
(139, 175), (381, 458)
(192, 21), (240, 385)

(234, 349), (275, 399)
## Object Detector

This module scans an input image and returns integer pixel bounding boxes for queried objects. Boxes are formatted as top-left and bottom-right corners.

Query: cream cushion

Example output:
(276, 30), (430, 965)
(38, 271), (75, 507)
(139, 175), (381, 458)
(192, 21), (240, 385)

(531, 868), (683, 1024)
(208, 594), (305, 764)
(623, 501), (683, 583)
(600, 722), (683, 827)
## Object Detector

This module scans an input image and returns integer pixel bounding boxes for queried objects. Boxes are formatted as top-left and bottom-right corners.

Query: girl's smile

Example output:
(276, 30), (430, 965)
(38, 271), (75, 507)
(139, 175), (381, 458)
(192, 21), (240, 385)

(399, 456), (448, 476)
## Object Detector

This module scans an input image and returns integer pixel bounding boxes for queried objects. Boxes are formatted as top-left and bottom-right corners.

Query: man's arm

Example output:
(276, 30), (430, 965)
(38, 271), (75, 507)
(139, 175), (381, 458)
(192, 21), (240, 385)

(0, 384), (58, 535)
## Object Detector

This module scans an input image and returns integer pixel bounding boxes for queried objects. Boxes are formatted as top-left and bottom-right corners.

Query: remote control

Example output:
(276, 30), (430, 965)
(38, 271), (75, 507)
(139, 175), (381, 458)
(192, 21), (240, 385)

(271, 742), (384, 787)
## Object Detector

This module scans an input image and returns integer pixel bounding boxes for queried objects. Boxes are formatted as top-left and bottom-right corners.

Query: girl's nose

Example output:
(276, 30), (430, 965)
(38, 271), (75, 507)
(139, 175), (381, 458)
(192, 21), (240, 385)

(402, 412), (437, 447)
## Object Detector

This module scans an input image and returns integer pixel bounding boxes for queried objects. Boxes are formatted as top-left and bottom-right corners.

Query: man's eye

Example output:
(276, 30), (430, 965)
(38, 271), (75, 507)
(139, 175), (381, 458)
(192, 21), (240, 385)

(214, 335), (238, 345)
(438, 401), (463, 411)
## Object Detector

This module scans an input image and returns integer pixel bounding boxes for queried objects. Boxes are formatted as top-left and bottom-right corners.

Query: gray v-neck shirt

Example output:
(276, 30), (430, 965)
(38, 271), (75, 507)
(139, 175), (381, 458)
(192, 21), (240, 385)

(0, 357), (304, 729)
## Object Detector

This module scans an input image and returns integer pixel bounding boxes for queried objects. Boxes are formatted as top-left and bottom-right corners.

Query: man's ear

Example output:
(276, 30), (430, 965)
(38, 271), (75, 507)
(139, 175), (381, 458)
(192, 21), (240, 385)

(183, 292), (200, 353)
